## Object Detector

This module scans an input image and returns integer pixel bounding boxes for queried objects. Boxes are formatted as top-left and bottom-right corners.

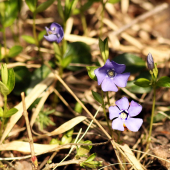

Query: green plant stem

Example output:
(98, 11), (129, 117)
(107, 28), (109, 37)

(106, 92), (110, 107)
(2, 27), (8, 63)
(100, 1), (105, 36)
(101, 90), (112, 135)
(4, 95), (7, 113)
(146, 86), (156, 151)
(33, 13), (38, 47)
(0, 95), (7, 140)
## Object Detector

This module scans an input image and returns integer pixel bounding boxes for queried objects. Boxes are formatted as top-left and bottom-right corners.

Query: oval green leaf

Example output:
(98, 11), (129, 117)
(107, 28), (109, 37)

(8, 45), (23, 58)
(134, 78), (151, 87)
(22, 35), (36, 44)
(4, 108), (18, 118)
(35, 0), (55, 14)
(91, 90), (102, 104)
(157, 76), (170, 88)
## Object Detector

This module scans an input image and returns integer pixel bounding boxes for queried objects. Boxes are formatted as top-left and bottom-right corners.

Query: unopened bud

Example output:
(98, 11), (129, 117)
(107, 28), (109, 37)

(147, 53), (154, 71)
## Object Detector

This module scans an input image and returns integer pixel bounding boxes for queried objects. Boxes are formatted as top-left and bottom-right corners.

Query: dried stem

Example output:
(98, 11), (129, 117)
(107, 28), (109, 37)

(21, 92), (38, 169)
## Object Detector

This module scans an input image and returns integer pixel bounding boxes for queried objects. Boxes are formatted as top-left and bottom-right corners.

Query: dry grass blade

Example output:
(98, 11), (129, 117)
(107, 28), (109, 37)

(0, 141), (70, 154)
(0, 73), (56, 143)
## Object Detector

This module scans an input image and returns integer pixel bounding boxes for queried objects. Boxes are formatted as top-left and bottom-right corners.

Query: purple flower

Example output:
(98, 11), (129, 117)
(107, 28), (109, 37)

(44, 23), (64, 43)
(147, 53), (154, 71)
(109, 97), (143, 132)
(94, 59), (130, 92)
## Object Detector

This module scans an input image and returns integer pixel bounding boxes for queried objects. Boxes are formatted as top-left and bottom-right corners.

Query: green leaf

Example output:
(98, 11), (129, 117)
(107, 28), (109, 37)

(65, 42), (92, 71)
(76, 140), (92, 157)
(113, 53), (145, 73)
(4, 108), (18, 118)
(157, 76), (170, 88)
(38, 30), (46, 41)
(61, 55), (73, 68)
(13, 66), (31, 95)
(6, 68), (15, 94)
(86, 66), (97, 81)
(86, 153), (96, 162)
(64, 0), (78, 21)
(50, 138), (61, 145)
(74, 102), (83, 114)
(99, 38), (109, 62)
(3, 1), (19, 27)
(57, 0), (64, 20)
(26, 64), (51, 95)
(0, 107), (3, 117)
(108, 0), (121, 4)
(73, 0), (100, 14)
(0, 81), (9, 96)
(8, 45), (23, 58)
(80, 161), (102, 168)
(126, 81), (151, 94)
(92, 91), (102, 104)
(61, 129), (73, 145)
(53, 42), (61, 57)
(35, 0), (55, 14)
(25, 0), (37, 12)
(1, 63), (8, 86)
(22, 35), (36, 44)
(134, 78), (151, 87)
(0, 44), (2, 60)
(153, 63), (158, 79)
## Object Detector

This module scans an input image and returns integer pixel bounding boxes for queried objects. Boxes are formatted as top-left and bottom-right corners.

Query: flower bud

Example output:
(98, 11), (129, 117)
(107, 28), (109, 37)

(147, 53), (154, 71)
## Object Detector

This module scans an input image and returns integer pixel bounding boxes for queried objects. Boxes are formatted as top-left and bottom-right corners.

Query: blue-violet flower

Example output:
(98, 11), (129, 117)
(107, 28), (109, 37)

(44, 23), (64, 43)
(94, 59), (130, 92)
(109, 97), (143, 132)
(147, 53), (154, 71)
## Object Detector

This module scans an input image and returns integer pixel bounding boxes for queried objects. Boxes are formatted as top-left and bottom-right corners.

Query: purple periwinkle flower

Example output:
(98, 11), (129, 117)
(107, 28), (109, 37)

(147, 53), (154, 71)
(44, 23), (64, 43)
(109, 97), (143, 132)
(94, 59), (130, 92)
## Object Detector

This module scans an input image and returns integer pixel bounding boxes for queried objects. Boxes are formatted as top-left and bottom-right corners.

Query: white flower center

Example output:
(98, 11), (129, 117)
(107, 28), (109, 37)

(120, 112), (127, 119)
(51, 27), (56, 31)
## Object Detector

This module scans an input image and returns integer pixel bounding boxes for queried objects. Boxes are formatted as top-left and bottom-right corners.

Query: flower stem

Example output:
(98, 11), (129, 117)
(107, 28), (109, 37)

(106, 92), (110, 107)
(146, 86), (156, 151)
(101, 90), (112, 135)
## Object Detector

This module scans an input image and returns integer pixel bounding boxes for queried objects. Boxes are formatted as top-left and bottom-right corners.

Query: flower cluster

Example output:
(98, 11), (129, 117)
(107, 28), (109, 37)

(44, 23), (64, 43)
(109, 97), (143, 132)
(94, 58), (143, 132)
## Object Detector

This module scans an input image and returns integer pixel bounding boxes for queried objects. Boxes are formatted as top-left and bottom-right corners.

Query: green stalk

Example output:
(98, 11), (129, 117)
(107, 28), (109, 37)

(2, 27), (8, 63)
(100, 1), (105, 36)
(146, 86), (156, 151)
(101, 90), (112, 135)
(106, 92), (110, 107)
(0, 95), (7, 139)
(33, 13), (38, 47)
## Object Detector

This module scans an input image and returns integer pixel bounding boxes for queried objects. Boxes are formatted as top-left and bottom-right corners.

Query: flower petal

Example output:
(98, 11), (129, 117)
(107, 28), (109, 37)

(50, 23), (61, 33)
(111, 118), (124, 131)
(109, 106), (120, 120)
(45, 27), (50, 34)
(128, 100), (142, 117)
(94, 68), (106, 85)
(44, 34), (58, 42)
(101, 76), (118, 92)
(124, 118), (143, 132)
(115, 97), (129, 110)
(113, 72), (130, 87)
(111, 61), (126, 74)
